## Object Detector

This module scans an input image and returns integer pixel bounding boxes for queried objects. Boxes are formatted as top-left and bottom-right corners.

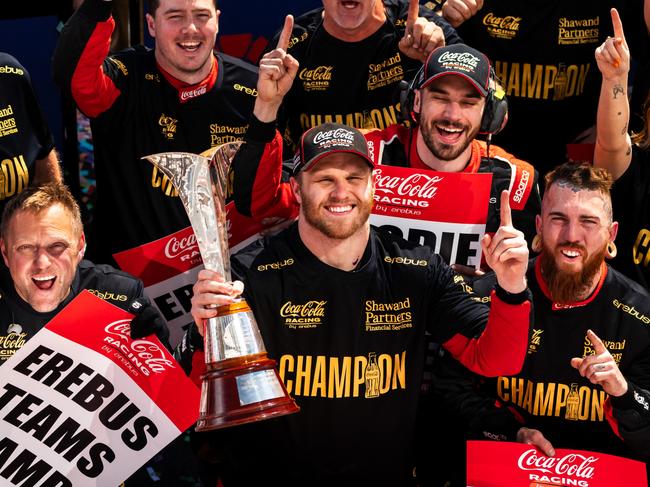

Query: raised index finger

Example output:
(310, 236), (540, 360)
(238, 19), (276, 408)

(610, 8), (625, 40)
(499, 189), (512, 227)
(587, 329), (608, 354)
(276, 14), (294, 51)
(406, 0), (419, 27)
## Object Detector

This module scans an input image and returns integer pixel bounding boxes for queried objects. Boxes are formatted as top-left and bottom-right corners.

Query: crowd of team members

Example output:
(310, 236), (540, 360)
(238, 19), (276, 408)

(2, 0), (650, 485)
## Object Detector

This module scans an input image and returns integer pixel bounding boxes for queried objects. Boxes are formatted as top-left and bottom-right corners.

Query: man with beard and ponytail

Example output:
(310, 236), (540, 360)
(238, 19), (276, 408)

(428, 162), (650, 485)
(178, 122), (533, 485)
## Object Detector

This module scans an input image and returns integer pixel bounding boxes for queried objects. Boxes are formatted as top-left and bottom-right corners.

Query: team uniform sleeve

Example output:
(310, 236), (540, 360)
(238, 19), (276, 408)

(605, 344), (650, 457)
(231, 115), (299, 220)
(431, 350), (524, 442)
(426, 259), (532, 377)
(52, 0), (122, 118)
(490, 144), (541, 247)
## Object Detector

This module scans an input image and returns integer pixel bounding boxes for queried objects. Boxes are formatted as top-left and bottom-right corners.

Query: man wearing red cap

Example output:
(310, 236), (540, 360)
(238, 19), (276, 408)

(232, 42), (540, 274)
(179, 121), (532, 485)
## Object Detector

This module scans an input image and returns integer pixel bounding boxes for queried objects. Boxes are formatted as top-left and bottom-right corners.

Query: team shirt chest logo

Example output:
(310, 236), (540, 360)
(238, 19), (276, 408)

(280, 300), (326, 329)
(299, 65), (333, 91)
(0, 326), (27, 362)
(158, 113), (177, 140)
(482, 12), (521, 40)
(365, 298), (412, 332)
(367, 53), (404, 91)
(527, 329), (543, 355)
(558, 16), (600, 45)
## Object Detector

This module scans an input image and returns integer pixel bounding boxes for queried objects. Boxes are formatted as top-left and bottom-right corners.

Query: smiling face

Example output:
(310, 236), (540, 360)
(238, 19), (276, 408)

(291, 153), (374, 240)
(415, 75), (485, 170)
(146, 0), (219, 84)
(537, 183), (617, 302)
(1, 205), (85, 313)
(322, 0), (385, 41)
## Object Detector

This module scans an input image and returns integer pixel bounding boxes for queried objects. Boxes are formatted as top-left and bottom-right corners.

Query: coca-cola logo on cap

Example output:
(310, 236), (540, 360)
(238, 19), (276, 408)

(438, 51), (480, 73)
(313, 128), (355, 148)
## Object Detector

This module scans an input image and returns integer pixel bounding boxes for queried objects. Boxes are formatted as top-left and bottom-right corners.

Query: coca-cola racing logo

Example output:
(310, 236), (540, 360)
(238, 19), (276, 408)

(164, 233), (201, 263)
(312, 128), (356, 150)
(518, 449), (597, 487)
(373, 167), (443, 208)
(437, 51), (480, 74)
(103, 319), (175, 377)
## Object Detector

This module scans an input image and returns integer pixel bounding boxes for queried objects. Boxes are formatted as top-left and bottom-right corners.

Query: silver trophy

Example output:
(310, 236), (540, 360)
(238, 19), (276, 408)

(144, 142), (298, 431)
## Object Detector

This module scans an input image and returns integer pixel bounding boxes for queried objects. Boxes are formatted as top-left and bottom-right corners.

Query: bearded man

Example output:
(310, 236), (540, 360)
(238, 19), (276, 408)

(429, 162), (650, 485)
(177, 121), (532, 485)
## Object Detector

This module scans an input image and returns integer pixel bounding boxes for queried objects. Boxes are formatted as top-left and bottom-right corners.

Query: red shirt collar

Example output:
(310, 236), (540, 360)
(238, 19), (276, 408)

(157, 55), (218, 103)
(535, 258), (608, 310)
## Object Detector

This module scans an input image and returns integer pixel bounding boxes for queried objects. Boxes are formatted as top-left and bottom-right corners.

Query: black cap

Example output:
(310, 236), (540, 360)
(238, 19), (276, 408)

(293, 123), (374, 175)
(416, 43), (491, 96)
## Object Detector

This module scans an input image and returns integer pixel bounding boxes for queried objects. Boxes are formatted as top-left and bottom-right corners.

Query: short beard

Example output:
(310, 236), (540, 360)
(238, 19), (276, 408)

(539, 242), (606, 303)
(301, 193), (373, 240)
(420, 117), (477, 161)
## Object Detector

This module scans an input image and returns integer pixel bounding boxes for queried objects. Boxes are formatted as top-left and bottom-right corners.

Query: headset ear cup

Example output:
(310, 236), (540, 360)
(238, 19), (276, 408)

(479, 89), (508, 135)
(398, 79), (414, 123)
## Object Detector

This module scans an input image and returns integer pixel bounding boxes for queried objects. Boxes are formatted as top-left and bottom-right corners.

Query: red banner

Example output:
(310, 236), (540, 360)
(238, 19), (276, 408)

(371, 166), (492, 267)
(0, 291), (200, 486)
(467, 440), (648, 487)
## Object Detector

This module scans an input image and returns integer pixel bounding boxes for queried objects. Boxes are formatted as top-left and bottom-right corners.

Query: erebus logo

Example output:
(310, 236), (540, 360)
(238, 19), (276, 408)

(164, 234), (198, 260)
(518, 449), (597, 479)
(104, 319), (175, 376)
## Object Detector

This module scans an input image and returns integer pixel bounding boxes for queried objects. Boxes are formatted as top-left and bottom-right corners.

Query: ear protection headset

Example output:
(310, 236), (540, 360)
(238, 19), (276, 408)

(399, 63), (508, 136)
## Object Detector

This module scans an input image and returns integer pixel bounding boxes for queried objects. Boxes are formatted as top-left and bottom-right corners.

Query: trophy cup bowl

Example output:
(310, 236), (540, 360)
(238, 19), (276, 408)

(144, 142), (299, 431)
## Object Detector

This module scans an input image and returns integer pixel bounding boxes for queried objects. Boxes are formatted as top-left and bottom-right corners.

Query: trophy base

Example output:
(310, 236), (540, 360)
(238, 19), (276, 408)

(195, 353), (299, 432)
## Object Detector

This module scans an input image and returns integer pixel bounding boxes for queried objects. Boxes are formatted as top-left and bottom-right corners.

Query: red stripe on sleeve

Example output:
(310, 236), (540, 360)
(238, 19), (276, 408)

(71, 18), (121, 118)
(443, 290), (530, 377)
(249, 131), (299, 220)
(604, 398), (623, 439)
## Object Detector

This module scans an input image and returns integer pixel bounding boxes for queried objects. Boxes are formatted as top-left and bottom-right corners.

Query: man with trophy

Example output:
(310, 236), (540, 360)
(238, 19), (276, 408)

(139, 20), (530, 484)
(169, 113), (532, 484)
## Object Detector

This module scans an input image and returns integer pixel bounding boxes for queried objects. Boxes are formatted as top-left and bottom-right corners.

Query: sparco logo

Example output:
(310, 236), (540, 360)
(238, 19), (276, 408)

(374, 168), (443, 199)
(483, 13), (521, 30)
(512, 169), (530, 203)
(313, 128), (355, 144)
(280, 301), (326, 317)
(164, 234), (198, 259)
(438, 51), (479, 69)
(299, 66), (333, 81)
(517, 449), (597, 479)
(180, 85), (207, 101)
